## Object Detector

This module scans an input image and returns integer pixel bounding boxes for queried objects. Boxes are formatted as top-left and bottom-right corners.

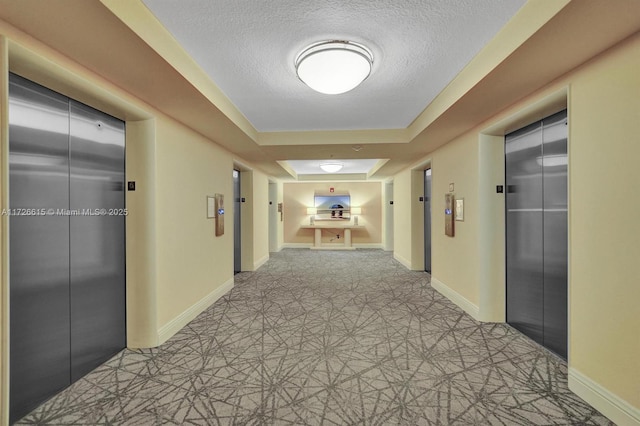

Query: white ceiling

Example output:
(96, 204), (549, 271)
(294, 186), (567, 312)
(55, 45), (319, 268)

(141, 0), (526, 132)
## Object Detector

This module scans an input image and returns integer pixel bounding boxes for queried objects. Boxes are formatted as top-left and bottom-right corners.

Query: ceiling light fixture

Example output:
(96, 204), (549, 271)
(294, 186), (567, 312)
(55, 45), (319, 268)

(319, 162), (343, 173)
(295, 40), (373, 95)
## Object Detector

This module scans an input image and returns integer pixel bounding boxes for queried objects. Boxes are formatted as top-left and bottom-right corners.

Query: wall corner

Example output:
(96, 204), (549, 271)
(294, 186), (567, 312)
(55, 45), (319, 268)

(125, 119), (160, 348)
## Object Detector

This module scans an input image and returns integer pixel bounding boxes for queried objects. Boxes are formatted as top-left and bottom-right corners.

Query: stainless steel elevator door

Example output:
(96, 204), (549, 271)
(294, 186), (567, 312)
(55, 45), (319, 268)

(506, 121), (544, 345)
(233, 170), (241, 274)
(9, 74), (127, 423)
(541, 113), (568, 356)
(506, 110), (568, 359)
(9, 74), (72, 423)
(69, 100), (126, 381)
(424, 169), (432, 273)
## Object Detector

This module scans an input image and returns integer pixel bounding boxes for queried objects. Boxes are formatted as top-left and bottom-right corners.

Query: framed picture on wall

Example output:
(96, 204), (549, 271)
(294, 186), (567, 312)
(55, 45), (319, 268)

(314, 194), (351, 220)
(455, 198), (464, 221)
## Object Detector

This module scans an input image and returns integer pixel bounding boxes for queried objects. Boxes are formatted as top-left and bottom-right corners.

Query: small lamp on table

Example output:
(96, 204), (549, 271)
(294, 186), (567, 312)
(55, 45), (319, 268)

(351, 206), (362, 225)
(306, 207), (317, 225)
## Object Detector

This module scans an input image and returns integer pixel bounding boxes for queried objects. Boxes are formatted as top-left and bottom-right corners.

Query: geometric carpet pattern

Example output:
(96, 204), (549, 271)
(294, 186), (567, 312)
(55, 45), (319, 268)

(18, 249), (613, 425)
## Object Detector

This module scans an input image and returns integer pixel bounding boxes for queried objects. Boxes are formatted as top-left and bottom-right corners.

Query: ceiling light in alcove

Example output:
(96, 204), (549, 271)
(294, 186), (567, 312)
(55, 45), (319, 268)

(295, 41), (373, 95)
(319, 162), (343, 173)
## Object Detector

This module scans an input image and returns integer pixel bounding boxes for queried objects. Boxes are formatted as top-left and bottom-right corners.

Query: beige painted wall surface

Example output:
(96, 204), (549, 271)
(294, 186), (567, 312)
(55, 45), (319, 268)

(124, 119), (158, 347)
(276, 181), (284, 250)
(283, 182), (382, 245)
(392, 170), (413, 267)
(410, 169), (425, 269)
(252, 170), (270, 267)
(568, 34), (640, 407)
(477, 134), (505, 322)
(240, 170), (254, 271)
(155, 117), (234, 328)
(430, 133), (480, 305)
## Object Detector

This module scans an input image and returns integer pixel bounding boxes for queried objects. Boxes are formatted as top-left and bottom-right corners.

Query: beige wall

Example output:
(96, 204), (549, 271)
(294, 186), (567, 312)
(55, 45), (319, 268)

(383, 181), (394, 251)
(477, 134), (505, 323)
(251, 170), (270, 267)
(155, 117), (234, 329)
(430, 133), (480, 306)
(240, 170), (254, 270)
(124, 119), (158, 347)
(392, 33), (640, 420)
(239, 169), (270, 270)
(392, 170), (412, 267)
(271, 181), (284, 251)
(392, 168), (428, 270)
(283, 181), (382, 246)
(568, 35), (640, 411)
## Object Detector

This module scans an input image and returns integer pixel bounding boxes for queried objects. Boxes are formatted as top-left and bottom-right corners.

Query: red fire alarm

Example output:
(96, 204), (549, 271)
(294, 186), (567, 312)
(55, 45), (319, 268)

(330, 187), (334, 193)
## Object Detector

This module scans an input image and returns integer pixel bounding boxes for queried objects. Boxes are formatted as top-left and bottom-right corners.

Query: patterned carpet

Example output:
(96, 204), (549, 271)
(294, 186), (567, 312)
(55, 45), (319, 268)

(18, 249), (612, 425)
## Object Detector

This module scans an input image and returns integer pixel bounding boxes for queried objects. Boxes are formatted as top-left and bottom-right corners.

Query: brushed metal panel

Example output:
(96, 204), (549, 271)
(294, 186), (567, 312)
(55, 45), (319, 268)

(542, 111), (568, 359)
(233, 170), (241, 273)
(424, 169), (432, 273)
(506, 121), (544, 345)
(215, 193), (224, 236)
(69, 100), (126, 381)
(506, 110), (568, 360)
(9, 74), (71, 423)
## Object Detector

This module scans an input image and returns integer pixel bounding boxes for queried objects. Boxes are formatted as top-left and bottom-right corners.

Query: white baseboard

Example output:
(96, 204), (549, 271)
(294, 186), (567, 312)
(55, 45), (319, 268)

(353, 243), (384, 249)
(310, 245), (356, 251)
(569, 368), (640, 426)
(283, 242), (382, 250)
(254, 254), (269, 270)
(431, 277), (480, 321)
(158, 277), (234, 345)
(282, 243), (313, 249)
(393, 252), (412, 269)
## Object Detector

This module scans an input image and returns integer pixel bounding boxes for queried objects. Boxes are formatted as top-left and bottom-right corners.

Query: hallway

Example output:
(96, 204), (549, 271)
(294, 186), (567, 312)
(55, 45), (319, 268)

(19, 250), (609, 425)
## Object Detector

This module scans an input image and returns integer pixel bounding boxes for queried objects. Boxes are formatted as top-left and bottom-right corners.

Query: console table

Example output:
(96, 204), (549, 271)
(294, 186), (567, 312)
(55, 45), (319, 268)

(300, 224), (365, 250)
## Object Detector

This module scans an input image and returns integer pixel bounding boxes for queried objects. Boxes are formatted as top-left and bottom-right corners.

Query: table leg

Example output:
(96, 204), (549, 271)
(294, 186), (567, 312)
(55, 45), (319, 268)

(344, 228), (352, 248)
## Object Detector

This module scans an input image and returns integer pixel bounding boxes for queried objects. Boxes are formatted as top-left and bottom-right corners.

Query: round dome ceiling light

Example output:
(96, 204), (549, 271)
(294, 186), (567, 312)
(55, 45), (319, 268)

(319, 162), (343, 173)
(295, 40), (373, 95)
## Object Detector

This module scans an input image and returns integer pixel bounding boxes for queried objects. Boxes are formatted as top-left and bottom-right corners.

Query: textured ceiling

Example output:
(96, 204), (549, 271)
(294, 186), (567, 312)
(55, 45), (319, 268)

(141, 0), (526, 132)
(2, 1), (640, 181)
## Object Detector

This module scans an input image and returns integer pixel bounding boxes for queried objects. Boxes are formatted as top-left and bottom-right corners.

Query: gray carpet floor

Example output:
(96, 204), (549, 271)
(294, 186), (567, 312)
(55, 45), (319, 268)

(18, 249), (612, 425)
